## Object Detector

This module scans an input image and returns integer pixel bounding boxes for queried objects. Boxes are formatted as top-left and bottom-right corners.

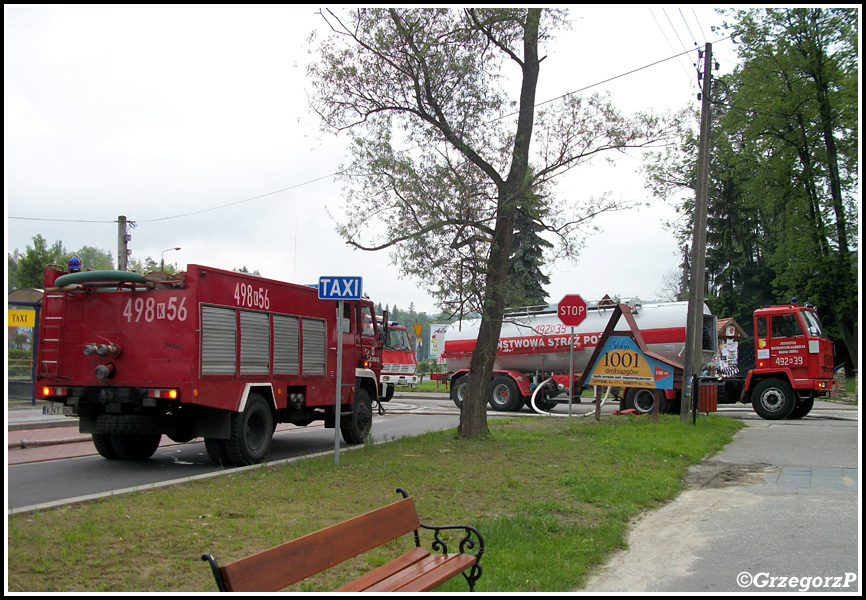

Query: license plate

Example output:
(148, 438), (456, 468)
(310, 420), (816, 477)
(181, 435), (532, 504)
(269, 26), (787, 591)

(42, 404), (76, 416)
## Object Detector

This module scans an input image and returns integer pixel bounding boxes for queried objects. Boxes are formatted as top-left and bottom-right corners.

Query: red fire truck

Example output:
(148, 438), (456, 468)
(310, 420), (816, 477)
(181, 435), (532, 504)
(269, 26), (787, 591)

(35, 264), (384, 466)
(710, 300), (837, 419)
(377, 319), (419, 402)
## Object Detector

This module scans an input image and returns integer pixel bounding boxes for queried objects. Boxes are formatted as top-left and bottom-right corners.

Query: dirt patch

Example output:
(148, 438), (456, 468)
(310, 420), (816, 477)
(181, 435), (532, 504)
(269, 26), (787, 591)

(685, 460), (776, 489)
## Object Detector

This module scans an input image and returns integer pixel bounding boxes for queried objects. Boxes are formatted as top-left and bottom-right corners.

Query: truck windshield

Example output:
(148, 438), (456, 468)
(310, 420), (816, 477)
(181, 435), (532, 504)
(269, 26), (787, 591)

(386, 329), (412, 351)
(801, 310), (825, 337)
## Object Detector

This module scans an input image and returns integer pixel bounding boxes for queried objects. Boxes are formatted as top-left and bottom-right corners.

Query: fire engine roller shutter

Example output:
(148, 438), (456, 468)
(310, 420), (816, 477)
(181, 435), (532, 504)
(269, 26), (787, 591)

(302, 318), (326, 376)
(240, 310), (270, 375)
(273, 315), (300, 376)
(201, 306), (237, 375)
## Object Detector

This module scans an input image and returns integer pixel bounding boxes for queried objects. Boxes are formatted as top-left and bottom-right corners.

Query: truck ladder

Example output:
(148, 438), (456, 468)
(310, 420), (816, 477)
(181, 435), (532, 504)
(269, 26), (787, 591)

(37, 292), (67, 378)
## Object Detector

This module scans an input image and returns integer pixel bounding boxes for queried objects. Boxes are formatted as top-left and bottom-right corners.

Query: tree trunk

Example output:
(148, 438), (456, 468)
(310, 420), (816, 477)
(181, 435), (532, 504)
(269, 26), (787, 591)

(458, 9), (541, 439)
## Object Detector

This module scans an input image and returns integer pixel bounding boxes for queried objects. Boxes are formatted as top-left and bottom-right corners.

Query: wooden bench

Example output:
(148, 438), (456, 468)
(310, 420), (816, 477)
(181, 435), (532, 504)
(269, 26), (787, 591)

(201, 488), (484, 592)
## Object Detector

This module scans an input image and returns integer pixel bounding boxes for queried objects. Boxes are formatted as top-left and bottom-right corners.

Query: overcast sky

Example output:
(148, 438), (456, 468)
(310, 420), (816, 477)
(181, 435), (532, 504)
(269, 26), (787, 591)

(5, 6), (739, 315)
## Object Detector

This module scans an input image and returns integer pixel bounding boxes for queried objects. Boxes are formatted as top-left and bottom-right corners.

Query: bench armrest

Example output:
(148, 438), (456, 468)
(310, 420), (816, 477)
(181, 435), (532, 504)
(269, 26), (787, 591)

(396, 488), (485, 591)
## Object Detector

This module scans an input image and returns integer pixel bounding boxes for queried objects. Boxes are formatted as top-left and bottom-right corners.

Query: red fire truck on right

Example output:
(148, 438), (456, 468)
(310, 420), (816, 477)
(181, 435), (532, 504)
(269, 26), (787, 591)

(711, 299), (837, 420)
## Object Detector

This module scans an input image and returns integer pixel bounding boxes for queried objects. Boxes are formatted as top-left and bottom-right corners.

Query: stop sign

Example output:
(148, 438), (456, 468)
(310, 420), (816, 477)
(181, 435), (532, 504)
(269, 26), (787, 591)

(558, 294), (587, 327)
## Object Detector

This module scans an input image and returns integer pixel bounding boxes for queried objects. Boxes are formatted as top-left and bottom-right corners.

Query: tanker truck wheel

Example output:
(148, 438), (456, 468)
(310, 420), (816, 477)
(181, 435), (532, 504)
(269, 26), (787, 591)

(227, 394), (274, 465)
(451, 375), (469, 409)
(341, 388), (373, 445)
(751, 378), (795, 420)
(489, 376), (524, 412)
(623, 388), (668, 414)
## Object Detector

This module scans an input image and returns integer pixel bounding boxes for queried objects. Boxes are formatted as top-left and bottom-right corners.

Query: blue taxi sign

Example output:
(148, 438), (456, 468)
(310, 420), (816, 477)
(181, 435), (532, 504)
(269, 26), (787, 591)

(318, 276), (363, 300)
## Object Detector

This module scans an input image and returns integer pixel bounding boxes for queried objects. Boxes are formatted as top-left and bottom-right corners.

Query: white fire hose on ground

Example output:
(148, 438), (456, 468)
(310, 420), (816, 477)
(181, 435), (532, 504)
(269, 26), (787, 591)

(530, 378), (612, 417)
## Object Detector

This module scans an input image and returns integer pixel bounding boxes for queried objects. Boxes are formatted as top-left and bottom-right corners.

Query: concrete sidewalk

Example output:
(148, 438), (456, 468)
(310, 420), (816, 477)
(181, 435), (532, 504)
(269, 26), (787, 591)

(580, 406), (860, 594)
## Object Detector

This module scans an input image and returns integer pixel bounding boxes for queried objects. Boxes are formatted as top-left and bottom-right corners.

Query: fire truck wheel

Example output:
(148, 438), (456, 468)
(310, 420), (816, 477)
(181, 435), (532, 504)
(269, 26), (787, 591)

(489, 376), (523, 412)
(227, 394), (274, 466)
(450, 376), (469, 409)
(786, 395), (814, 419)
(92, 433), (119, 460)
(383, 384), (395, 402)
(624, 388), (669, 414)
(341, 388), (373, 445)
(752, 378), (796, 420)
(109, 433), (162, 461)
(204, 438), (235, 467)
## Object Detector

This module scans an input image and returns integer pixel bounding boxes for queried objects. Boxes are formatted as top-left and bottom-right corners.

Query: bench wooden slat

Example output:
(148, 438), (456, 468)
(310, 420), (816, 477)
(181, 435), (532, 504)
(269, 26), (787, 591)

(364, 552), (478, 592)
(397, 554), (478, 592)
(334, 547), (431, 592)
(219, 497), (421, 592)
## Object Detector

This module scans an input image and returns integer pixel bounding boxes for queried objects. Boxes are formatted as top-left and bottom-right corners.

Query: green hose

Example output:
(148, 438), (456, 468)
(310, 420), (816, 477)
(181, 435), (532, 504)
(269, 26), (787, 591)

(54, 270), (148, 287)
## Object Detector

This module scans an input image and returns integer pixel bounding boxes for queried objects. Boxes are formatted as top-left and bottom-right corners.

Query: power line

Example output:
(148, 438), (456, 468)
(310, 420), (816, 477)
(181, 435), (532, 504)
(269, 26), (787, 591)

(8, 216), (116, 223)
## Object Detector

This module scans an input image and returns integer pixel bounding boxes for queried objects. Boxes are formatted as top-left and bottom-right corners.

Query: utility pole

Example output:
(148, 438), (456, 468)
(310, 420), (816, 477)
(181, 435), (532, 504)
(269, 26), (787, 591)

(117, 215), (130, 271)
(680, 43), (713, 423)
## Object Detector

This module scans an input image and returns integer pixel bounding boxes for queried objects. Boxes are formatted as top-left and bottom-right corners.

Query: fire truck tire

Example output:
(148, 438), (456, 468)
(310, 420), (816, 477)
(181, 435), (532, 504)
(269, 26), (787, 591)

(109, 433), (162, 461)
(787, 395), (814, 419)
(623, 388), (669, 414)
(341, 388), (373, 445)
(92, 414), (168, 435)
(450, 375), (469, 409)
(489, 376), (523, 412)
(751, 378), (796, 420)
(227, 394), (274, 466)
(204, 438), (235, 467)
(383, 383), (395, 402)
(92, 433), (119, 460)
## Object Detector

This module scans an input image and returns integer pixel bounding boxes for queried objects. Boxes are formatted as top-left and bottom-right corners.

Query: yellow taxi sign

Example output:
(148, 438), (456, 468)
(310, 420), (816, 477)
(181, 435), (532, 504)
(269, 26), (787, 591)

(8, 309), (36, 327)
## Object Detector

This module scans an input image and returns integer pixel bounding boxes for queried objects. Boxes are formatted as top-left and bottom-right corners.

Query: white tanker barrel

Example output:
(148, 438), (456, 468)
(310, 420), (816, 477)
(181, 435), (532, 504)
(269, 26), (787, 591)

(441, 301), (711, 376)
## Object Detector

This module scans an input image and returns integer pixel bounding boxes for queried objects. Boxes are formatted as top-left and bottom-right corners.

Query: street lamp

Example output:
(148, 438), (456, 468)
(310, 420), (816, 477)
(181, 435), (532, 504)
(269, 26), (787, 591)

(161, 247), (181, 272)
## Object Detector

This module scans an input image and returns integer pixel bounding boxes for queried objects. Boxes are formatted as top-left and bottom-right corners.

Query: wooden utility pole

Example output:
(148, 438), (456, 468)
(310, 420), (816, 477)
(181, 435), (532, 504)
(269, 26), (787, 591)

(117, 215), (130, 271)
(680, 43), (713, 422)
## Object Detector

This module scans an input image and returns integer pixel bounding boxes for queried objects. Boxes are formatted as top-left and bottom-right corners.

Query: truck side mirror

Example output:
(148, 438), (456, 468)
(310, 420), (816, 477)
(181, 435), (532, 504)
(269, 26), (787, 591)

(379, 311), (390, 346)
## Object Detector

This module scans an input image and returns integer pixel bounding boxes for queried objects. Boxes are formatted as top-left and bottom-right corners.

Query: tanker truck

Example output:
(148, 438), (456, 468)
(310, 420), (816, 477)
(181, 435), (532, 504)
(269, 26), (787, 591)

(440, 298), (717, 414)
(441, 298), (837, 420)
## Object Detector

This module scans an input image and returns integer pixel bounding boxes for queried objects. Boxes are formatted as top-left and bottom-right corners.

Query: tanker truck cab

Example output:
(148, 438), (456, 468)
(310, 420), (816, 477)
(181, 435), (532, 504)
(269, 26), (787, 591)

(745, 300), (836, 419)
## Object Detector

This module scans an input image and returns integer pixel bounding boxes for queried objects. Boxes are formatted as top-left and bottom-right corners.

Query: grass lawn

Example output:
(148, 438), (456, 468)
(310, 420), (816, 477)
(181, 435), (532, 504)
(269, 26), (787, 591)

(7, 414), (742, 592)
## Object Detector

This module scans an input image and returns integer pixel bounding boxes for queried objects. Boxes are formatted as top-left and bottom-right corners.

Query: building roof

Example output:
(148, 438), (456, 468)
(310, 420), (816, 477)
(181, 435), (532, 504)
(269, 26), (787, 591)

(717, 317), (747, 339)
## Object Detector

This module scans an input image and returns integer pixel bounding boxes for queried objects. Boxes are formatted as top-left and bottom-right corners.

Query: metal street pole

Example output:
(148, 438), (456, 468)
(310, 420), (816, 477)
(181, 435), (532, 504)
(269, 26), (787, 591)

(335, 300), (344, 465)
(161, 247), (181, 272)
(681, 43), (713, 422)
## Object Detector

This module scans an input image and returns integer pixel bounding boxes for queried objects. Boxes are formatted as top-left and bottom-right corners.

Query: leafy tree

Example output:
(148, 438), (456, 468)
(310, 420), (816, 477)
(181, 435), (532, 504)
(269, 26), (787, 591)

(720, 8), (858, 368)
(308, 8), (679, 438)
(9, 235), (63, 289)
(644, 8), (857, 370)
(66, 246), (115, 271)
(505, 177), (553, 309)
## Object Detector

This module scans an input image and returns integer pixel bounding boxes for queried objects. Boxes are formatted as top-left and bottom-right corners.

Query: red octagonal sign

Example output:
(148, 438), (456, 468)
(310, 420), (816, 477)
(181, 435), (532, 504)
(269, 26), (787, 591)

(558, 294), (587, 327)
